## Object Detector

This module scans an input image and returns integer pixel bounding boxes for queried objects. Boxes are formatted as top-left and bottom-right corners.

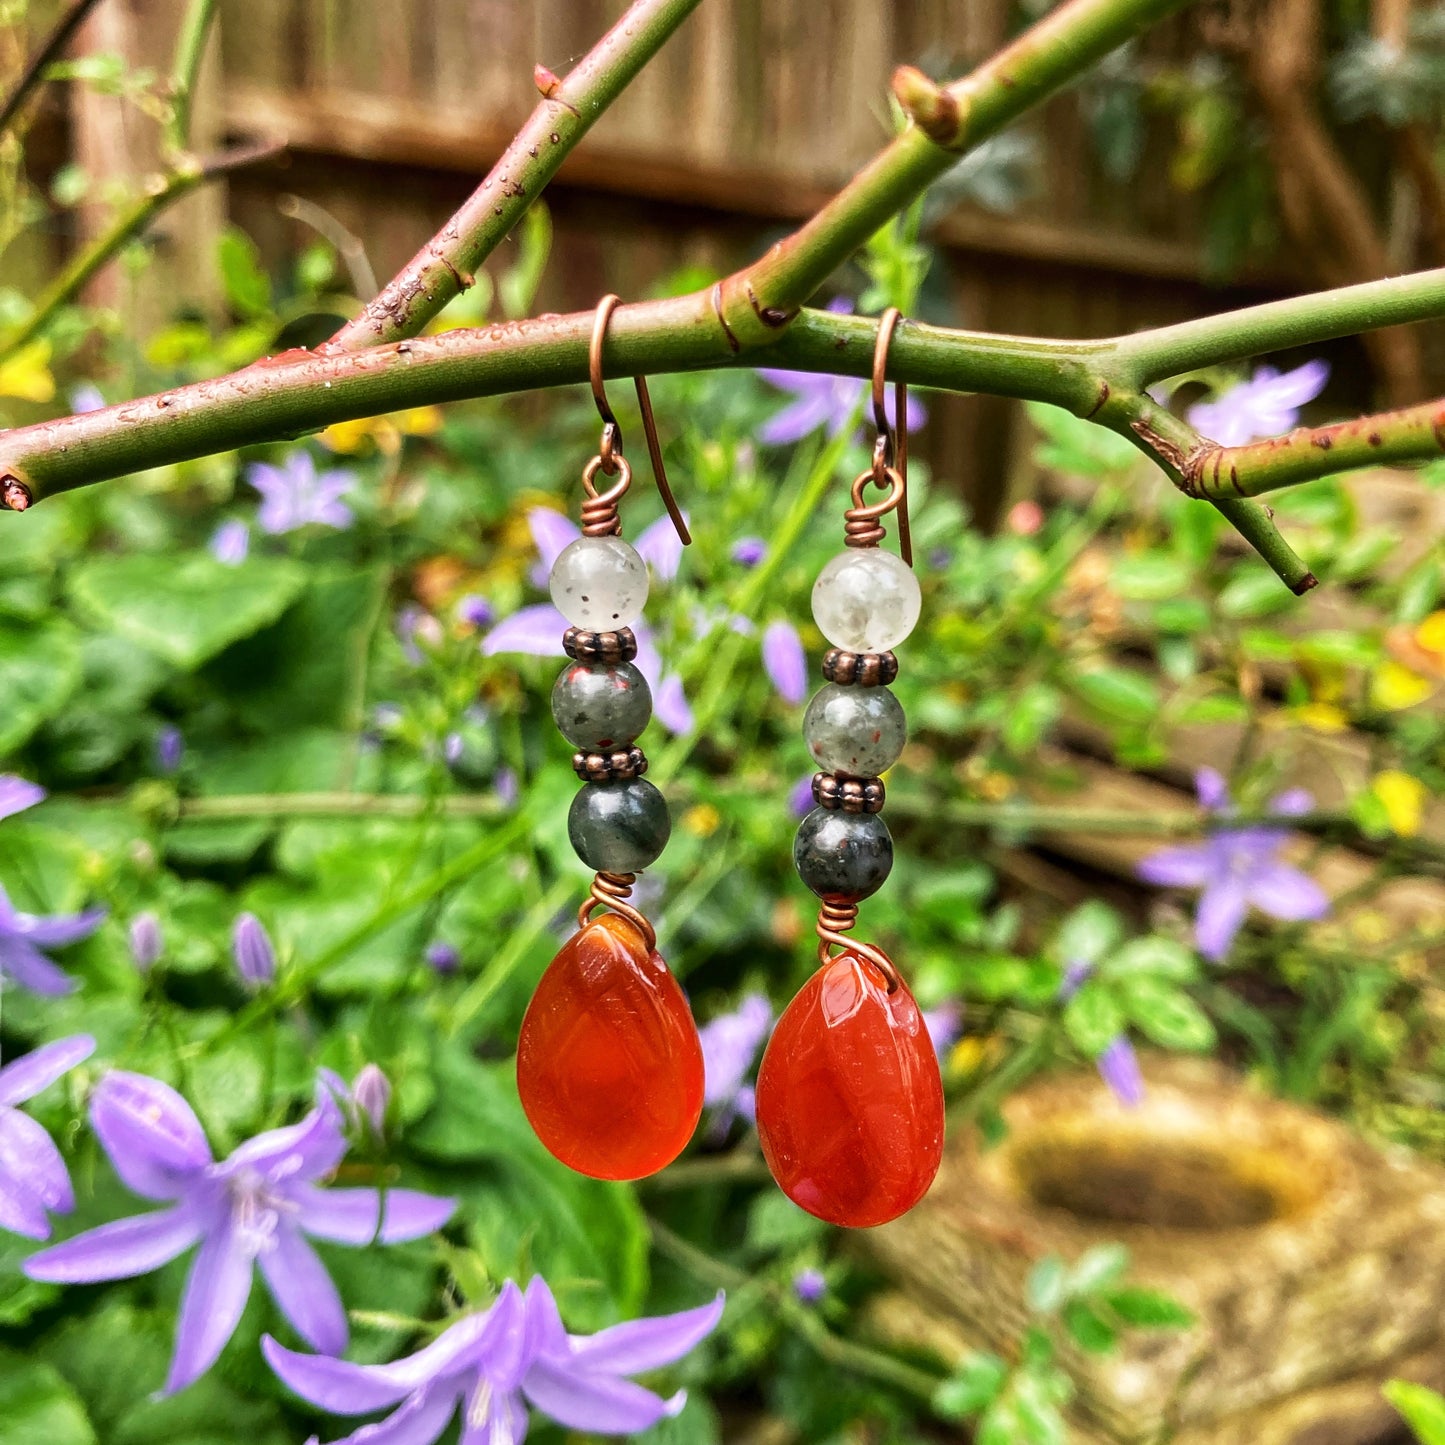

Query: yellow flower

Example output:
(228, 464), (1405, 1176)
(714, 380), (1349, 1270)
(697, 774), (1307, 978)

(1372, 660), (1435, 711)
(321, 406), (442, 456)
(1416, 612), (1445, 656)
(1285, 701), (1349, 733)
(0, 341), (55, 403)
(1372, 770), (1427, 837)
(682, 803), (720, 838)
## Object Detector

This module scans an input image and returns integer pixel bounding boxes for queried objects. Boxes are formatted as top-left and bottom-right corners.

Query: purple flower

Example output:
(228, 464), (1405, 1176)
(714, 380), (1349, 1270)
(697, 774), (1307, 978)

(129, 912), (163, 973)
(265, 1275), (723, 1444)
(232, 913), (276, 989)
(922, 1002), (963, 1058)
(155, 726), (184, 775)
(482, 604), (567, 658)
(71, 384), (106, 414)
(0, 1035), (94, 1239)
(1185, 360), (1330, 447)
(790, 774), (817, 819)
(0, 775), (44, 821)
(762, 620), (807, 705)
(701, 993), (772, 1128)
(653, 675), (694, 736)
(0, 886), (106, 996)
(527, 506), (685, 588)
(495, 766), (520, 809)
(209, 519), (250, 566)
(1058, 959), (1093, 1000)
(443, 732), (464, 765)
(634, 511), (689, 583)
(352, 1064), (390, 1138)
(792, 1268), (826, 1306)
(426, 942), (460, 975)
(25, 1073), (455, 1394)
(757, 300), (928, 446)
(1096, 1036), (1144, 1108)
(1137, 768), (1330, 961)
(247, 451), (355, 534)
(457, 594), (494, 628)
(732, 537), (767, 567)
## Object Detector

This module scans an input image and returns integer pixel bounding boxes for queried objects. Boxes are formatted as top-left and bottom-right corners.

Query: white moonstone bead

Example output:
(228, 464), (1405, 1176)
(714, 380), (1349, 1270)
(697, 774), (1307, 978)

(549, 536), (649, 630)
(811, 548), (921, 653)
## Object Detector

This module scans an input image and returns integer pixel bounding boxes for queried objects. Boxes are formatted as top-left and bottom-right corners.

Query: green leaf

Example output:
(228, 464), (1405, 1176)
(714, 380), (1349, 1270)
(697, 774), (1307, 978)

(1063, 985), (1125, 1057)
(70, 553), (306, 669)
(1069, 665), (1160, 724)
(1066, 1243), (1130, 1298)
(1027, 404), (1141, 477)
(1025, 1256), (1067, 1314)
(1001, 682), (1061, 755)
(498, 205), (553, 319)
(1054, 901), (1124, 969)
(217, 227), (273, 319)
(1384, 1380), (1445, 1445)
(0, 619), (82, 755)
(1106, 936), (1199, 983)
(1105, 1287), (1196, 1329)
(1121, 976), (1217, 1051)
(933, 1353), (1010, 1420)
(1111, 554), (1188, 600)
(1062, 1299), (1119, 1354)
(1217, 568), (1297, 619)
(0, 1355), (95, 1445)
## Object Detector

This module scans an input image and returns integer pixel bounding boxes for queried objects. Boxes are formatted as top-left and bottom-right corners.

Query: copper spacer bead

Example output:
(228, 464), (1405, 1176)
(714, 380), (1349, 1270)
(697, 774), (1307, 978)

(821, 649), (899, 686)
(573, 746), (649, 782)
(563, 626), (638, 664)
(811, 772), (886, 814)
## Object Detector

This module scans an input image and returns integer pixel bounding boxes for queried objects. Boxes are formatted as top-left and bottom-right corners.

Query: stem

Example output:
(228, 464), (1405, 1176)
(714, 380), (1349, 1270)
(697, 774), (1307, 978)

(0, 0), (104, 138)
(723, 0), (1193, 339)
(321, 0), (706, 352)
(165, 0), (219, 157)
(173, 791), (507, 820)
(0, 139), (284, 363)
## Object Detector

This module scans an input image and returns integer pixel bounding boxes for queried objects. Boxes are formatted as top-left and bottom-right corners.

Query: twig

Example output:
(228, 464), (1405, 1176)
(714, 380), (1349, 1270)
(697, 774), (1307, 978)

(0, 138), (284, 362)
(164, 0), (218, 158)
(320, 0), (707, 352)
(0, 0), (105, 138)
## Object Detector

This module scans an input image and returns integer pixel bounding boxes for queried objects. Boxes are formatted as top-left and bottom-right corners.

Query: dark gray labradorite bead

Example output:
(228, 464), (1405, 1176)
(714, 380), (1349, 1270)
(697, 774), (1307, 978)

(568, 779), (672, 873)
(793, 806), (893, 900)
(802, 682), (906, 777)
(551, 660), (652, 751)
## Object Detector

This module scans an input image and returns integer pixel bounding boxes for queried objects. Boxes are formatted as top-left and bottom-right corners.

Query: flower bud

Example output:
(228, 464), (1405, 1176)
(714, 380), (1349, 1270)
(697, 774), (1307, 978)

(233, 912), (276, 989)
(129, 912), (162, 972)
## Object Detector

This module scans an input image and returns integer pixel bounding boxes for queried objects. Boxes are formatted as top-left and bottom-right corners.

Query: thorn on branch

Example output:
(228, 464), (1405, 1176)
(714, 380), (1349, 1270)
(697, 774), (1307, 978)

(534, 63), (581, 117)
(891, 66), (963, 146)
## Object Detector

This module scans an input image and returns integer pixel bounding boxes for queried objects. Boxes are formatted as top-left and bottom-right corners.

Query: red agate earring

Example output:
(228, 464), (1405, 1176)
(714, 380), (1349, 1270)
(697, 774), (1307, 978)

(755, 309), (944, 1228)
(516, 296), (703, 1181)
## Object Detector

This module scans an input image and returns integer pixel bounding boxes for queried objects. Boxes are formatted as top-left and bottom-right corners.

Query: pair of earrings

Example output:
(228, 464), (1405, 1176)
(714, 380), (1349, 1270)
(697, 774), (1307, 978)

(516, 300), (944, 1229)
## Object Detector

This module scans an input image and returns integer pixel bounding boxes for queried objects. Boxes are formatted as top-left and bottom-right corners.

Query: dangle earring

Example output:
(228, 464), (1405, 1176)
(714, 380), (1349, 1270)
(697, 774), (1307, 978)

(517, 296), (704, 1182)
(755, 308), (944, 1229)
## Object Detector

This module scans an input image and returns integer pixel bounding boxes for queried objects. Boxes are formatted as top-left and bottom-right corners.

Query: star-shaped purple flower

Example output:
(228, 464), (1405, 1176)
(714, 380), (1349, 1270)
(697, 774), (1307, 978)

(756, 299), (928, 446)
(1137, 768), (1329, 962)
(0, 885), (106, 996)
(0, 1035), (94, 1239)
(762, 620), (807, 705)
(24, 1073), (456, 1394)
(246, 451), (356, 534)
(263, 1274), (725, 1444)
(0, 774), (44, 820)
(1185, 360), (1329, 447)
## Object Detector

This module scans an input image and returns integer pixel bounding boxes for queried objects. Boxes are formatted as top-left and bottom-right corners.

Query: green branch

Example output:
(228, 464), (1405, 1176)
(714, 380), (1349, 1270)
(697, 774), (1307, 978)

(319, 0), (706, 352)
(165, 0), (220, 158)
(0, 0), (104, 139)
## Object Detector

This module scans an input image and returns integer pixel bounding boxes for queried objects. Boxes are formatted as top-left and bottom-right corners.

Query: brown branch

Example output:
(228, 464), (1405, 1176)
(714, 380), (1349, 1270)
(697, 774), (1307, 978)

(319, 0), (705, 354)
(0, 0), (105, 137)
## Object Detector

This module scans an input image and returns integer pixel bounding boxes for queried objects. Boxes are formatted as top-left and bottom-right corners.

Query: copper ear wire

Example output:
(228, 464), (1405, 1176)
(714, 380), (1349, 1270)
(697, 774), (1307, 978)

(586, 295), (691, 545)
(845, 306), (913, 566)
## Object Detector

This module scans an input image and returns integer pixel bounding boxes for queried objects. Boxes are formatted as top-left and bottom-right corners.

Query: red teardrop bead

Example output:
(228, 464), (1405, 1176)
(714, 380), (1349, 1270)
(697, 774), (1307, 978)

(517, 913), (704, 1181)
(756, 951), (944, 1228)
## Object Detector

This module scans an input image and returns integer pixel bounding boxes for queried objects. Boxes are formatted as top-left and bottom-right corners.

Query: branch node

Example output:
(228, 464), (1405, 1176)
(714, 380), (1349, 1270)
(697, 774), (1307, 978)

(2, 477), (32, 512)
(710, 282), (741, 353)
(891, 65), (963, 146)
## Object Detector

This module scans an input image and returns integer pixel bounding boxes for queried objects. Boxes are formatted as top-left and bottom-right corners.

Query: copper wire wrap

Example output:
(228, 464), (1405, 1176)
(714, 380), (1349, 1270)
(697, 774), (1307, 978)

(815, 897), (901, 992)
(579, 871), (656, 952)
(843, 306), (913, 565)
(585, 295), (691, 545)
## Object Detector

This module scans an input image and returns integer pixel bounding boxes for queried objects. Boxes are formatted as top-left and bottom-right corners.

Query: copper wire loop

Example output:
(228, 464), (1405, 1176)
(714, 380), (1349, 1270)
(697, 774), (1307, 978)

(856, 306), (912, 565)
(586, 295), (691, 544)
(580, 454), (632, 536)
(815, 897), (900, 992)
(579, 871), (656, 952)
(843, 464), (906, 548)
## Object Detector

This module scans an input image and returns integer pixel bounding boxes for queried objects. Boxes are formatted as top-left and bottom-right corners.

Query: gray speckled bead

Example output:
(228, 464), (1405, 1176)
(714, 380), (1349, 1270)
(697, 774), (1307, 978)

(568, 779), (671, 873)
(794, 807), (893, 900)
(803, 682), (906, 777)
(551, 661), (652, 751)
(549, 536), (649, 630)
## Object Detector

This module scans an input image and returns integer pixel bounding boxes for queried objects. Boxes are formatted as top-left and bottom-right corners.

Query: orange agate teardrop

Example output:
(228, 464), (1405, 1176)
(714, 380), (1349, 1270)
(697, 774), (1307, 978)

(755, 951), (944, 1228)
(517, 913), (704, 1180)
